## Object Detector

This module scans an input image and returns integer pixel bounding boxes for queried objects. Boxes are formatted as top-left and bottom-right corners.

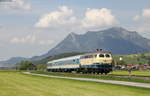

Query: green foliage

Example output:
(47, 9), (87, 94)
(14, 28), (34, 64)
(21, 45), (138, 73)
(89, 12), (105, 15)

(141, 53), (146, 59)
(17, 61), (36, 70)
(36, 64), (47, 71)
(113, 53), (150, 65)
(117, 60), (126, 65)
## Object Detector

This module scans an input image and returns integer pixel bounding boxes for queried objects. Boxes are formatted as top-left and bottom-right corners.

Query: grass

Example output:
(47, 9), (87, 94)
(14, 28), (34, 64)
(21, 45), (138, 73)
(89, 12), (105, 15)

(110, 70), (150, 76)
(32, 71), (150, 83)
(0, 71), (150, 96)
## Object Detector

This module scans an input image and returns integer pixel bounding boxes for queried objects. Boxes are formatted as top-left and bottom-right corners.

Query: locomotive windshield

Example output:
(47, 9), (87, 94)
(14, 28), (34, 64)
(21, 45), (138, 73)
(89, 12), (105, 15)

(105, 54), (111, 58)
(99, 54), (105, 57)
(99, 53), (111, 58)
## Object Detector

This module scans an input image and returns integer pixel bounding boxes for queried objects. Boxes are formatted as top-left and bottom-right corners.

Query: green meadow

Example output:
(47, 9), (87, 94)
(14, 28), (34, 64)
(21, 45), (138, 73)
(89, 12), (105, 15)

(0, 71), (150, 96)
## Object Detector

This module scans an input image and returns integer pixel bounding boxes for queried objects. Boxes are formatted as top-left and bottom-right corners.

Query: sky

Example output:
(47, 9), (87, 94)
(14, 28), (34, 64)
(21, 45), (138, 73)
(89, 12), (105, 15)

(0, 0), (150, 60)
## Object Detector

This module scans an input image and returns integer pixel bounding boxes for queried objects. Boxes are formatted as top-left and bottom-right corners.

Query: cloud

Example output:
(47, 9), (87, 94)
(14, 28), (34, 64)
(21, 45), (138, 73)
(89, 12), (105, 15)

(35, 6), (78, 28)
(133, 8), (150, 38)
(10, 34), (53, 45)
(0, 0), (31, 10)
(133, 8), (150, 21)
(142, 9), (150, 18)
(133, 15), (140, 21)
(10, 34), (36, 44)
(35, 6), (118, 32)
(81, 8), (118, 30)
(135, 24), (150, 39)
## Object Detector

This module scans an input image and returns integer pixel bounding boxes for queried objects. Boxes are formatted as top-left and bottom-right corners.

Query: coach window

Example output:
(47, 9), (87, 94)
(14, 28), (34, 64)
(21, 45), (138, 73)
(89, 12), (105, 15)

(84, 56), (88, 58)
(99, 54), (104, 58)
(89, 55), (92, 58)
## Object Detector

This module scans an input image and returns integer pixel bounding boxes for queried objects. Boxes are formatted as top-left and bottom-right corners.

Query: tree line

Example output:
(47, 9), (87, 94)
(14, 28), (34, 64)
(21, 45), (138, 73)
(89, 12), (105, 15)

(16, 61), (47, 71)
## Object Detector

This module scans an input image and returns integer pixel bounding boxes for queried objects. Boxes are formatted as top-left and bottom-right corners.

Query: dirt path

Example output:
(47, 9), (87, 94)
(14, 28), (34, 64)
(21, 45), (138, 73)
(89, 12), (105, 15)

(23, 72), (150, 88)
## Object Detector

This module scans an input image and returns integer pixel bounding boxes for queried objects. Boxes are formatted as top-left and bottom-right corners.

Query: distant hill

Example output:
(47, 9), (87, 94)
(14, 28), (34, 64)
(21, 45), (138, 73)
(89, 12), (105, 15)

(42, 27), (150, 56)
(1, 27), (150, 67)
(0, 57), (28, 67)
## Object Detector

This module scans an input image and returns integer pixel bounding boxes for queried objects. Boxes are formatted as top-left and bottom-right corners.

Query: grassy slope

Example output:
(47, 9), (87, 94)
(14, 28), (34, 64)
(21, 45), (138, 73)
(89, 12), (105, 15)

(32, 71), (150, 83)
(113, 54), (150, 64)
(0, 71), (150, 96)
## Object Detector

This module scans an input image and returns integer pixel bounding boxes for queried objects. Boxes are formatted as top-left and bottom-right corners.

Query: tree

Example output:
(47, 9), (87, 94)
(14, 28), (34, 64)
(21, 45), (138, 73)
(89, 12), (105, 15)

(118, 60), (126, 65)
(36, 64), (47, 71)
(141, 53), (146, 59)
(18, 61), (36, 70)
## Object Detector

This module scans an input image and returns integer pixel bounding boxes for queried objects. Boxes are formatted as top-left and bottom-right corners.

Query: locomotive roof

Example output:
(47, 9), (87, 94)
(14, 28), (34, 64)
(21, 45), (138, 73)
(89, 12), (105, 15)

(84, 51), (111, 55)
(47, 55), (82, 64)
(47, 51), (111, 64)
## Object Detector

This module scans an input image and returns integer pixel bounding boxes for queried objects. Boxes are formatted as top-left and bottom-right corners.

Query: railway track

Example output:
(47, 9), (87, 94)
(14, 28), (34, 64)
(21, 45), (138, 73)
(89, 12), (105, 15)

(48, 72), (150, 80)
(109, 74), (150, 80)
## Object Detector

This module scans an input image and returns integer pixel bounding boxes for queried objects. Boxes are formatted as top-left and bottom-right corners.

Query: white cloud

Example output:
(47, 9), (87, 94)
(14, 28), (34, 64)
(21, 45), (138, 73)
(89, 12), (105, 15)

(133, 8), (150, 21)
(10, 34), (36, 44)
(135, 24), (150, 39)
(81, 8), (118, 30)
(35, 6), (78, 28)
(142, 9), (150, 18)
(0, 0), (31, 10)
(133, 15), (140, 21)
(133, 8), (150, 39)
(35, 6), (118, 32)
(10, 34), (54, 45)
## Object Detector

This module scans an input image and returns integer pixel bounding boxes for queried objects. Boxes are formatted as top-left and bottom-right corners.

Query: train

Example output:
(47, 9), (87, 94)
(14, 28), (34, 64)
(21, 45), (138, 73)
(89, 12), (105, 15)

(47, 50), (113, 74)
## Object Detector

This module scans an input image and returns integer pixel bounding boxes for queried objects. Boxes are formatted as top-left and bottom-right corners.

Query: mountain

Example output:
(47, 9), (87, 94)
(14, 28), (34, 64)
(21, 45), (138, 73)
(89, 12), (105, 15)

(0, 57), (28, 67)
(43, 27), (150, 56)
(1, 27), (150, 67)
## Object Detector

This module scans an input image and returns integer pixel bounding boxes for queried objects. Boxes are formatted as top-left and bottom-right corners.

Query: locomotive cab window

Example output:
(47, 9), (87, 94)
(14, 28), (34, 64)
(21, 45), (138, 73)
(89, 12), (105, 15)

(105, 54), (110, 58)
(99, 54), (104, 58)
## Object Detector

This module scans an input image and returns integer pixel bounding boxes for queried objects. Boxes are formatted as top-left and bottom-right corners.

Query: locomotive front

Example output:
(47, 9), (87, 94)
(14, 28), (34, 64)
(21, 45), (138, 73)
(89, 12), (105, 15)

(80, 51), (113, 74)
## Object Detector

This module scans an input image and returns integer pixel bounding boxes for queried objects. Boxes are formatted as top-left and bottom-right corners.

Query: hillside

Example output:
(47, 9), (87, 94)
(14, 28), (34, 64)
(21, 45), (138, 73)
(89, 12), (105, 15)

(0, 57), (28, 67)
(113, 53), (150, 65)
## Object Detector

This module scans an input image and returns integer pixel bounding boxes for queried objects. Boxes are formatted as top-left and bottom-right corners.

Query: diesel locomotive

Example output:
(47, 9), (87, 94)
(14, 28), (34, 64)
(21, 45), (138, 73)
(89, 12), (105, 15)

(47, 50), (113, 74)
